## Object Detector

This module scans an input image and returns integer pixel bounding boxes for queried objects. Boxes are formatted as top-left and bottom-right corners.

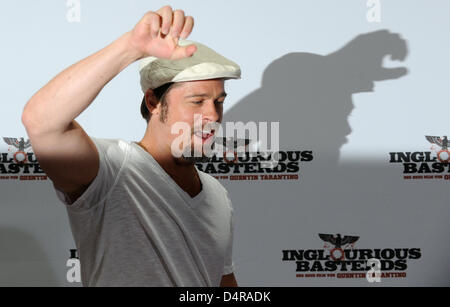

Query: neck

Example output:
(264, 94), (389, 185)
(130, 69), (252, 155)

(138, 127), (201, 197)
(140, 139), (196, 175)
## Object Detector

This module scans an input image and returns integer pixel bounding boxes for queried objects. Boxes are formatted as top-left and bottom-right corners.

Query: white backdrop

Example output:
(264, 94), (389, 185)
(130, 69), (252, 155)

(0, 0), (449, 286)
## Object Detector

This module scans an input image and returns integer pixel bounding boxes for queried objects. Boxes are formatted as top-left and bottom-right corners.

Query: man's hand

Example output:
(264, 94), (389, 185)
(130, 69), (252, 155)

(128, 5), (197, 61)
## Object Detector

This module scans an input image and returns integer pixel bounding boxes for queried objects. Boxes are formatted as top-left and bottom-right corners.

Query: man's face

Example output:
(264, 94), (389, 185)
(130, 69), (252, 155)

(156, 78), (226, 162)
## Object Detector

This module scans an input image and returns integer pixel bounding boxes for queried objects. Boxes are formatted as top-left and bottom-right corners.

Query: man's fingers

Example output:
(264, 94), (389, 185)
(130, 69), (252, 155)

(157, 5), (173, 35)
(150, 13), (161, 39)
(145, 7), (193, 39)
(137, 12), (161, 39)
(135, 6), (196, 59)
(180, 16), (194, 39)
(170, 10), (185, 38)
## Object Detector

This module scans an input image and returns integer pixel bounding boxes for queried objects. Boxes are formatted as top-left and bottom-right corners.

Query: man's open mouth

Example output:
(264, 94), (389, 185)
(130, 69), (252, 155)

(194, 130), (215, 142)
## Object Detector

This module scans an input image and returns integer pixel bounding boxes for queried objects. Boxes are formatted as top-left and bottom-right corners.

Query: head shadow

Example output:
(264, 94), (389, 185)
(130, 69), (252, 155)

(225, 29), (409, 166)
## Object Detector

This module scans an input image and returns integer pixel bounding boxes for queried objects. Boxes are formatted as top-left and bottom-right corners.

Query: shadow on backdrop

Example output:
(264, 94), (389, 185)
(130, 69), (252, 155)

(222, 30), (450, 286)
(226, 29), (408, 162)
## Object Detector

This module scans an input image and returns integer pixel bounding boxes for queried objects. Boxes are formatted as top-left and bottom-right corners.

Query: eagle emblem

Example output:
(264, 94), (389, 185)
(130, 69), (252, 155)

(3, 137), (32, 164)
(425, 135), (449, 163)
(318, 233), (359, 248)
(425, 135), (448, 150)
(318, 233), (360, 261)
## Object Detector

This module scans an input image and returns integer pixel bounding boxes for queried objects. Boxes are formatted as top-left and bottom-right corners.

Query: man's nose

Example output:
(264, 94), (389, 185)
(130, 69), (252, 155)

(202, 100), (222, 123)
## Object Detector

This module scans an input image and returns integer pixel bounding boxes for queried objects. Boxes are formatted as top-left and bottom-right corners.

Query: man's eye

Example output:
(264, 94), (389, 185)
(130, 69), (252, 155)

(191, 100), (225, 105)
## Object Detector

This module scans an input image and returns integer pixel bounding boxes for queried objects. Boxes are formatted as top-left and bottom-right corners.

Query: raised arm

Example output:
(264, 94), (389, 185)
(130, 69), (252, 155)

(21, 6), (196, 203)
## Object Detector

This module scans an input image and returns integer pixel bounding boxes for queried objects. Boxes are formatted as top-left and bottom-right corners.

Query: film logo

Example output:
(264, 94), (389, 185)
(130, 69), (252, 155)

(0, 137), (47, 181)
(282, 233), (421, 280)
(389, 135), (450, 180)
(196, 149), (313, 182)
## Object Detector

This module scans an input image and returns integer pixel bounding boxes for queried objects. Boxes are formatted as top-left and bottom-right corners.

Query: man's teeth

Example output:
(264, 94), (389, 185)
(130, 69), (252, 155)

(195, 131), (214, 138)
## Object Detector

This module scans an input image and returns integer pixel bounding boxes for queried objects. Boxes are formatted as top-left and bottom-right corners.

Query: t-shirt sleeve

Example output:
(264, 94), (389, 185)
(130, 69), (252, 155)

(223, 192), (235, 275)
(53, 137), (128, 211)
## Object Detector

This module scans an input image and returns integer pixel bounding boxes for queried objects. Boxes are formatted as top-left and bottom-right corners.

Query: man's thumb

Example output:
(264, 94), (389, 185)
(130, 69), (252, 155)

(171, 44), (197, 60)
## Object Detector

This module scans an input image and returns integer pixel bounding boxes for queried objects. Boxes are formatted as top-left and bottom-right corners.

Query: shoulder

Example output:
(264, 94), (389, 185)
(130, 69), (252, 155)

(88, 137), (131, 182)
(90, 137), (130, 162)
(90, 137), (130, 153)
(54, 138), (131, 210)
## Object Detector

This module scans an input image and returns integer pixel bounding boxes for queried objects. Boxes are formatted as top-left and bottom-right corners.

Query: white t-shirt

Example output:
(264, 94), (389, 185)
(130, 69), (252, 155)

(54, 137), (235, 287)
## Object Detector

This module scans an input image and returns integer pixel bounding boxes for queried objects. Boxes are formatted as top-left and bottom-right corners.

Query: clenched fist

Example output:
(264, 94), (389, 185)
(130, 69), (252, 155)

(128, 5), (197, 60)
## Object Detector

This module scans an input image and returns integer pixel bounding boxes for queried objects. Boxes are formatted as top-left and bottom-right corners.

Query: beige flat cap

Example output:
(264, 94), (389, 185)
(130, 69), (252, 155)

(139, 39), (241, 93)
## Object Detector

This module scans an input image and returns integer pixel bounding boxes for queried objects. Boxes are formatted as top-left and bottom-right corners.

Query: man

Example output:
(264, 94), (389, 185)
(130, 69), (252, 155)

(22, 5), (241, 287)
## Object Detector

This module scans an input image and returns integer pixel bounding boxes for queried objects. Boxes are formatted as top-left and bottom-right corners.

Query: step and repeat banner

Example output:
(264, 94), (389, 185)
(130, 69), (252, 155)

(0, 1), (448, 286)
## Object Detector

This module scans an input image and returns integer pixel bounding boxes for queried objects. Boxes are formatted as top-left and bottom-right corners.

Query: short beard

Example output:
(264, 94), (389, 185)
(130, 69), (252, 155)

(172, 154), (211, 166)
(179, 155), (211, 164)
(177, 141), (215, 164)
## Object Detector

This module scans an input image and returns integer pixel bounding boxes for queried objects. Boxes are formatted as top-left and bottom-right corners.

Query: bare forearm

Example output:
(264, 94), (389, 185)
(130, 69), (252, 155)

(22, 31), (140, 134)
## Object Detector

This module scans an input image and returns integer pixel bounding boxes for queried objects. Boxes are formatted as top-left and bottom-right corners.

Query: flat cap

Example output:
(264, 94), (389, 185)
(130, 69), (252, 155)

(139, 39), (241, 93)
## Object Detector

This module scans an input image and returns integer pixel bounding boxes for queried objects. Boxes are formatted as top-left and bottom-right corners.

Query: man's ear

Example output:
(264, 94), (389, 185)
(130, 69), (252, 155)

(145, 89), (160, 115)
